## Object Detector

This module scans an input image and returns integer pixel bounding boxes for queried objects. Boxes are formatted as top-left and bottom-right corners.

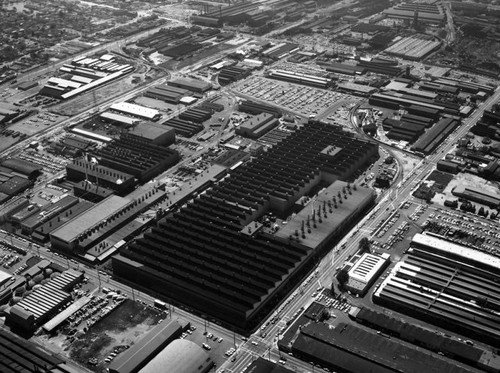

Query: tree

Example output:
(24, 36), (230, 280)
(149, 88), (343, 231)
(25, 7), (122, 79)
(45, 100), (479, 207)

(336, 268), (349, 289)
(359, 237), (371, 254)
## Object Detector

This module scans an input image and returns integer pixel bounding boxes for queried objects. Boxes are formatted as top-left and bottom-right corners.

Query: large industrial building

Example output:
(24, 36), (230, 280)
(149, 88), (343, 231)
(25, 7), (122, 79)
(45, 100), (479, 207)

(235, 113), (279, 138)
(93, 134), (179, 182)
(373, 233), (500, 346)
(139, 339), (213, 373)
(66, 159), (136, 194)
(167, 78), (213, 93)
(113, 121), (378, 332)
(109, 320), (183, 373)
(349, 306), (500, 373)
(8, 269), (83, 332)
(0, 328), (79, 373)
(291, 321), (480, 373)
(40, 54), (133, 99)
(20, 195), (79, 235)
(109, 102), (161, 121)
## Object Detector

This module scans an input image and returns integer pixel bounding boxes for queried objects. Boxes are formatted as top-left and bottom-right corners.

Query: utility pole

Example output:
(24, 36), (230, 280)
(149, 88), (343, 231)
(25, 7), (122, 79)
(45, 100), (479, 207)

(96, 265), (101, 290)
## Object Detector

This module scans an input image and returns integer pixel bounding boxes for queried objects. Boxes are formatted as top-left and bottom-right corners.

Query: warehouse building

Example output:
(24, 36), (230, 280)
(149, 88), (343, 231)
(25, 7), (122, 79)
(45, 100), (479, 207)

(238, 100), (282, 117)
(168, 78), (212, 93)
(411, 117), (460, 154)
(437, 160), (460, 174)
(113, 121), (378, 332)
(382, 118), (425, 142)
(0, 197), (29, 222)
(126, 122), (175, 146)
(384, 35), (441, 61)
(1, 158), (43, 179)
(20, 195), (79, 235)
(451, 185), (500, 208)
(236, 113), (279, 138)
(8, 269), (83, 332)
(94, 134), (179, 182)
(110, 102), (161, 121)
(179, 108), (213, 124)
(349, 306), (500, 373)
(109, 320), (183, 373)
(0, 176), (32, 198)
(373, 233), (500, 346)
(10, 203), (40, 225)
(0, 328), (78, 373)
(32, 200), (94, 242)
(218, 66), (252, 85)
(267, 69), (331, 88)
(100, 112), (141, 127)
(66, 159), (136, 194)
(292, 322), (478, 373)
(139, 339), (213, 373)
(50, 195), (131, 252)
(163, 118), (203, 137)
(144, 85), (188, 104)
(383, 2), (445, 24)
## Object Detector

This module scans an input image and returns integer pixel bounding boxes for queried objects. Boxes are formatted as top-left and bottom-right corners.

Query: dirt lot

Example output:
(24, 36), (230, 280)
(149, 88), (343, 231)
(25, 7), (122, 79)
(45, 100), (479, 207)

(36, 299), (164, 373)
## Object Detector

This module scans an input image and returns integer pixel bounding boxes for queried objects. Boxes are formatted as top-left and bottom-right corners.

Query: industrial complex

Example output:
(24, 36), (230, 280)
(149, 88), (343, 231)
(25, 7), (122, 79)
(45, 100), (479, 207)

(1, 0), (500, 372)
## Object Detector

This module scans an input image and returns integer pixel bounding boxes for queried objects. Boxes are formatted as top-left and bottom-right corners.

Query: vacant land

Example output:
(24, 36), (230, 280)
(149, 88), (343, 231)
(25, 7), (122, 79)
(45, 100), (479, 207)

(36, 299), (165, 373)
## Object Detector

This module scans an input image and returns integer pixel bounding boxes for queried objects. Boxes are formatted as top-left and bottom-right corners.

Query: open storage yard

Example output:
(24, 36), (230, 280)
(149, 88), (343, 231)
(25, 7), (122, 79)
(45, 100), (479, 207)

(36, 298), (165, 373)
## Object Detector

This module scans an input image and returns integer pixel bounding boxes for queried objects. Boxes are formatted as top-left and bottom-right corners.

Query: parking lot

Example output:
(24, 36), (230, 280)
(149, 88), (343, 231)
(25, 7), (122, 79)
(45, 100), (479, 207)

(423, 208), (500, 257)
(234, 76), (355, 118)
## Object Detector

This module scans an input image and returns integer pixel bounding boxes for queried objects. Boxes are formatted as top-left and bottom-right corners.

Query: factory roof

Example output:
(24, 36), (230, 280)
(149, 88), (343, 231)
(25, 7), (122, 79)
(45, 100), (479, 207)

(110, 102), (160, 120)
(100, 112), (141, 126)
(412, 233), (500, 271)
(295, 322), (477, 373)
(109, 320), (182, 373)
(169, 77), (212, 91)
(139, 339), (212, 373)
(50, 195), (130, 243)
(275, 181), (374, 249)
(1, 158), (43, 177)
(127, 122), (173, 141)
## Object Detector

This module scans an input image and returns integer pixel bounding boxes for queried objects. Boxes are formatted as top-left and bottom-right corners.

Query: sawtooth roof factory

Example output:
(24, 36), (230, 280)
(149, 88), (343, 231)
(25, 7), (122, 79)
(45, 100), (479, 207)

(373, 233), (500, 347)
(113, 121), (378, 332)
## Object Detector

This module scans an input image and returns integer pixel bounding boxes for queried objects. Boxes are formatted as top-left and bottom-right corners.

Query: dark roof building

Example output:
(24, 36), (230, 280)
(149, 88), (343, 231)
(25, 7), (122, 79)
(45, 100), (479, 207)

(292, 322), (479, 373)
(113, 121), (378, 332)
(168, 78), (212, 93)
(21, 195), (79, 234)
(236, 113), (279, 138)
(350, 306), (500, 372)
(32, 200), (94, 242)
(66, 159), (136, 194)
(0, 176), (31, 197)
(94, 134), (179, 182)
(1, 158), (42, 179)
(127, 122), (175, 146)
(0, 328), (77, 373)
